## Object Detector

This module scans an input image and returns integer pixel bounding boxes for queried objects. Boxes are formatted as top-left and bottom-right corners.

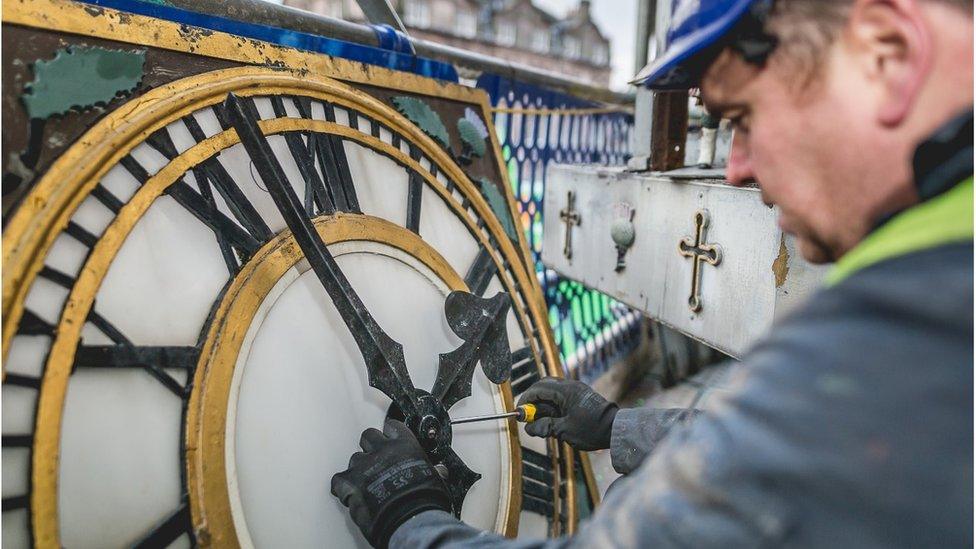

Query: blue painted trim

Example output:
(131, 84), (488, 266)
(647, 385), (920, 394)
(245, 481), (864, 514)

(369, 24), (415, 55)
(75, 0), (458, 82)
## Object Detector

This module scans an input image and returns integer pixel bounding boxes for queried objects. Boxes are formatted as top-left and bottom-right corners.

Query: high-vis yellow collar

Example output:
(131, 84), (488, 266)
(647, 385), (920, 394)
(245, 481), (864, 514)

(826, 177), (974, 287)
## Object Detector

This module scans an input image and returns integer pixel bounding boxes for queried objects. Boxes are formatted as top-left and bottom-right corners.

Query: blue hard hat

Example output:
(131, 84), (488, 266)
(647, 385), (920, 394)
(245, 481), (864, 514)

(632, 0), (760, 89)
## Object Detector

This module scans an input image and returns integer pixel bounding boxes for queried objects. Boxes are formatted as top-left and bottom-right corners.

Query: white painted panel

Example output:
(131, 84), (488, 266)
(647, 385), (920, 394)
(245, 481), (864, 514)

(129, 141), (170, 177)
(332, 107), (350, 126)
(165, 118), (199, 155)
(96, 195), (229, 346)
(2, 385), (36, 434)
(70, 195), (115, 238)
(59, 368), (183, 548)
(2, 508), (30, 549)
(518, 510), (549, 540)
(5, 335), (50, 378)
(233, 243), (506, 548)
(282, 97), (302, 119)
(191, 108), (224, 139)
(80, 322), (114, 345)
(252, 97), (276, 120)
(100, 163), (142, 204)
(378, 127), (394, 145)
(543, 165), (829, 357)
(418, 185), (479, 279)
(45, 232), (90, 279)
(345, 141), (409, 227)
(2, 448), (30, 498)
(310, 100), (326, 121)
(23, 276), (69, 326)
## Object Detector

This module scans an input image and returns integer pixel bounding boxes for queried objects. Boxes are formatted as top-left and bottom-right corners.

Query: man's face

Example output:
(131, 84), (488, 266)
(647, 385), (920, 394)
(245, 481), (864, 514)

(700, 43), (902, 264)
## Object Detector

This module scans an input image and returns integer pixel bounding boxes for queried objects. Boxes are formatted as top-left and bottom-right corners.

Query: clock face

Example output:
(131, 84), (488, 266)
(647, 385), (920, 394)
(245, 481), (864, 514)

(2, 67), (570, 547)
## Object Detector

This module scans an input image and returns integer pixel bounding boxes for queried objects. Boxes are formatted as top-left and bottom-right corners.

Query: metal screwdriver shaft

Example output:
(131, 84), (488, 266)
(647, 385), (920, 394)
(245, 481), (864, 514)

(451, 404), (542, 425)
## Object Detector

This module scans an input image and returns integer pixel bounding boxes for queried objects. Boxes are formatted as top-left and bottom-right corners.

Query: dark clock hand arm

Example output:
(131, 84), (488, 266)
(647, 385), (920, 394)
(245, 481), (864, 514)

(431, 291), (512, 410)
(224, 93), (418, 418)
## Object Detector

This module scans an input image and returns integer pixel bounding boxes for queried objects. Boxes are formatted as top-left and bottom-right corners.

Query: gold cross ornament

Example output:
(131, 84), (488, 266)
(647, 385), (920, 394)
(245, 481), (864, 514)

(559, 191), (582, 261)
(678, 209), (722, 313)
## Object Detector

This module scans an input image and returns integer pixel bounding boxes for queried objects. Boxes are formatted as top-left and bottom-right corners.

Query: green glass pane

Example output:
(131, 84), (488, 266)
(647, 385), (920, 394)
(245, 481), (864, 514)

(497, 118), (508, 142)
(533, 177), (544, 202)
(532, 213), (543, 252)
(582, 292), (593, 328)
(561, 319), (577, 359)
(571, 296), (583, 327)
(507, 157), (519, 195)
(550, 306), (561, 345)
(592, 293), (602, 323)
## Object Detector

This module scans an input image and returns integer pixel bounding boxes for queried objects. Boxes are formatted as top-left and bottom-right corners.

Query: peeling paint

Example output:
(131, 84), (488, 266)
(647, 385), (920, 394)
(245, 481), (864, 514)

(772, 234), (790, 288)
(21, 46), (146, 119)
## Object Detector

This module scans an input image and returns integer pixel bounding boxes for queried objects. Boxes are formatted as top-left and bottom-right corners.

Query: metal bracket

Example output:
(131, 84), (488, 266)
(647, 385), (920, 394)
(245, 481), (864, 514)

(356, 0), (409, 35)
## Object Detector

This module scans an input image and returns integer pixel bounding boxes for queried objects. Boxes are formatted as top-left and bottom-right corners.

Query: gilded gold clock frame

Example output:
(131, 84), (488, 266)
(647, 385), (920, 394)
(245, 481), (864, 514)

(1, 0), (583, 545)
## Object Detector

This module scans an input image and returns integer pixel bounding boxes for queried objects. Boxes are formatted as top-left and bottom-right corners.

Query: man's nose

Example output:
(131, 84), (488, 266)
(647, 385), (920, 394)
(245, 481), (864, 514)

(725, 133), (755, 187)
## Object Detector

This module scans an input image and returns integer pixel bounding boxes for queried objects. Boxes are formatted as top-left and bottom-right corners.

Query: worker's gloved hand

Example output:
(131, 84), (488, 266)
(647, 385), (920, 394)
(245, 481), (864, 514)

(331, 420), (451, 548)
(517, 377), (619, 451)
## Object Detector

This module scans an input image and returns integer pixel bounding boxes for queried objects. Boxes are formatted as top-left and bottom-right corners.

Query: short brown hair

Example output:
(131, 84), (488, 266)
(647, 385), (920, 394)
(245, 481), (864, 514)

(764, 0), (972, 85)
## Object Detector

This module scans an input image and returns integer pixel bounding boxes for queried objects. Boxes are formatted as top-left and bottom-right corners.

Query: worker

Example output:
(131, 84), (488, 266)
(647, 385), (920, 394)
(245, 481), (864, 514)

(331, 0), (973, 546)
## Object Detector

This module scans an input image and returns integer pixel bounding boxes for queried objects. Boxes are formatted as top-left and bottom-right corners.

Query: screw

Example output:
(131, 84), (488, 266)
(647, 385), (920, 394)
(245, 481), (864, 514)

(434, 463), (449, 480)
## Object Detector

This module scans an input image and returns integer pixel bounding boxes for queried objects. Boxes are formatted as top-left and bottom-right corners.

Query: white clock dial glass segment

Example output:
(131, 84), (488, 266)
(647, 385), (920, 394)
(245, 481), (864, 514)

(230, 243), (507, 548)
(3, 67), (570, 549)
(59, 368), (187, 548)
(95, 195), (230, 346)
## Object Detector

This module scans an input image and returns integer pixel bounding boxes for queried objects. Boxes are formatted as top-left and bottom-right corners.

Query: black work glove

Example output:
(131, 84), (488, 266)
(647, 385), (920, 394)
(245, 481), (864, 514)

(331, 420), (451, 548)
(516, 377), (619, 451)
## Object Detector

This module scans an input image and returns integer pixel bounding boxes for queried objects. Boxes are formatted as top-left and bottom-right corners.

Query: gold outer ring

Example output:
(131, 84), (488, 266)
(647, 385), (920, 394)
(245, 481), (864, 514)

(187, 214), (521, 545)
(9, 67), (561, 547)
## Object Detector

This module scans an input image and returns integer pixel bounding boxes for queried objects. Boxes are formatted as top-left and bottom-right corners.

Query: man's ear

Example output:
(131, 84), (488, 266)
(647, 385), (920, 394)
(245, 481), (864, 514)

(849, 0), (933, 126)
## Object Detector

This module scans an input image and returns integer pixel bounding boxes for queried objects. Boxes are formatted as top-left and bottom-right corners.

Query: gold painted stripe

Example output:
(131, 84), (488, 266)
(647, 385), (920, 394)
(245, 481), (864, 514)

(492, 106), (633, 116)
(1, 0), (485, 104)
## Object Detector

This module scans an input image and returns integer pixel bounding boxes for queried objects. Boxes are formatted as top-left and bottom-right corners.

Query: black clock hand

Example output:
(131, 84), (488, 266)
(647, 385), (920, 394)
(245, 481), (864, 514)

(224, 93), (419, 419)
(431, 291), (512, 409)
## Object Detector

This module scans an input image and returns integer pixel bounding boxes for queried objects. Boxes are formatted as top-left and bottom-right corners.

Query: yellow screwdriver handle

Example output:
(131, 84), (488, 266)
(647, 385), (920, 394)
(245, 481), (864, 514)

(519, 403), (537, 423)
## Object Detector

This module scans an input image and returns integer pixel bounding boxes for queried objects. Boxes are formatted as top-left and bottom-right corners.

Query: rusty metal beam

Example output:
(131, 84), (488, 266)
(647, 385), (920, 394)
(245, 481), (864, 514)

(649, 91), (688, 171)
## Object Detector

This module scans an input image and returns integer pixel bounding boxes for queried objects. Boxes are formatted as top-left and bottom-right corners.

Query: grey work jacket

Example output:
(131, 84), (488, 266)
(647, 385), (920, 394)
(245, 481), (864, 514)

(392, 242), (973, 548)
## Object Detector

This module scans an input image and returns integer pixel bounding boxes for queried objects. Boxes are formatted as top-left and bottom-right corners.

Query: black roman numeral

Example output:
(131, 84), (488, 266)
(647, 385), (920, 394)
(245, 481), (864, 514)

(119, 153), (261, 275)
(510, 346), (541, 396)
(293, 97), (360, 213)
(17, 309), (54, 337)
(89, 184), (124, 214)
(80, 310), (188, 398)
(406, 145), (423, 234)
(269, 96), (335, 216)
(521, 445), (556, 518)
(73, 345), (198, 371)
(464, 246), (498, 296)
(132, 502), (191, 548)
(1, 494), (28, 512)
(65, 220), (99, 249)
